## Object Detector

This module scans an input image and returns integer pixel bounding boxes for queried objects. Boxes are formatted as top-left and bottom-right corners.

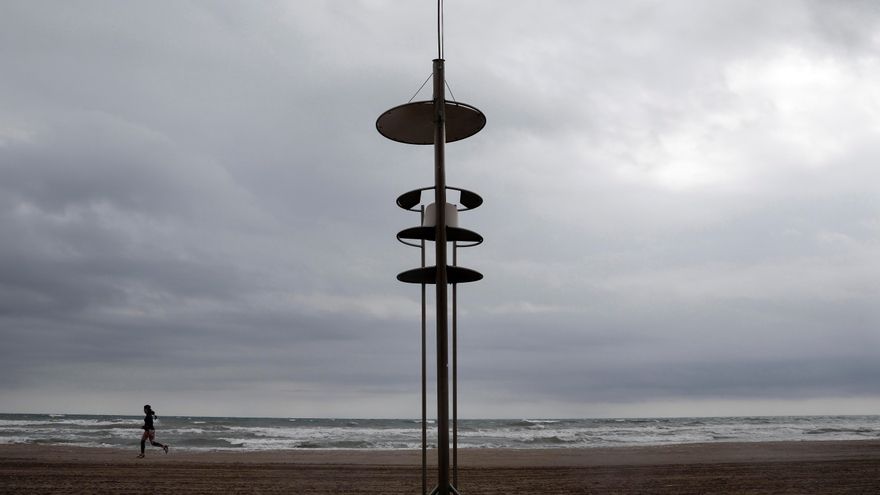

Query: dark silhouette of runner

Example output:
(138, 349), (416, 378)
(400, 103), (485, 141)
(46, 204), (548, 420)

(138, 404), (169, 458)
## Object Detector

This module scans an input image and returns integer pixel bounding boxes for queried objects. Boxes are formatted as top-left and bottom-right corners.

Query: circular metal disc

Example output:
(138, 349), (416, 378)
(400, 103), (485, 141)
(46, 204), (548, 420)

(396, 186), (483, 211)
(377, 100), (486, 144)
(397, 265), (484, 284)
(397, 226), (483, 244)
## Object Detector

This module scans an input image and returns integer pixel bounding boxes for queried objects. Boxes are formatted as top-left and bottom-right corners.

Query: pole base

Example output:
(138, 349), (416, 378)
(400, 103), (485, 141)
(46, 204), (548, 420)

(429, 485), (461, 495)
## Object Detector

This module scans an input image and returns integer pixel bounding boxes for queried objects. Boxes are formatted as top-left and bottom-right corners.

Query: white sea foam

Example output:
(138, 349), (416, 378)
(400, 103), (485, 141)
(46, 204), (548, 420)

(169, 428), (207, 435)
(0, 436), (33, 444)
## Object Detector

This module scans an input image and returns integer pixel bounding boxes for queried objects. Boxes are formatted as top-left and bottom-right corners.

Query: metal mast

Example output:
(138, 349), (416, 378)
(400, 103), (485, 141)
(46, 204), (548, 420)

(377, 4), (485, 494)
(431, 58), (451, 494)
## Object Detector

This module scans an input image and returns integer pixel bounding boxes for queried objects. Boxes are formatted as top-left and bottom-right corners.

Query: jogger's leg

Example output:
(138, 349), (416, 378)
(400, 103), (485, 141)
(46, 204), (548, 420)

(148, 430), (166, 449)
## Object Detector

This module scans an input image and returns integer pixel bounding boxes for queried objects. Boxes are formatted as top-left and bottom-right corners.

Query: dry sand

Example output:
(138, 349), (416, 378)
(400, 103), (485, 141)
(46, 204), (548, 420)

(2, 440), (879, 494)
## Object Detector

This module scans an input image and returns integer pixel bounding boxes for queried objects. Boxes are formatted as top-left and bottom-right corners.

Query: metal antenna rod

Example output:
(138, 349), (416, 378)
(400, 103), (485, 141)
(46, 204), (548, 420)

(437, 0), (444, 59)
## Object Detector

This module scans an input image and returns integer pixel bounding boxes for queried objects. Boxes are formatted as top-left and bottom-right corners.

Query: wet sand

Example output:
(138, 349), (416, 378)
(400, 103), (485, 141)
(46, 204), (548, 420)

(2, 441), (879, 494)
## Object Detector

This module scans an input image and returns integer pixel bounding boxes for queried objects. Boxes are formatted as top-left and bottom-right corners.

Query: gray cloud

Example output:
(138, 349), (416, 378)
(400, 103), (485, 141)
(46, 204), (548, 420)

(1, 1), (879, 418)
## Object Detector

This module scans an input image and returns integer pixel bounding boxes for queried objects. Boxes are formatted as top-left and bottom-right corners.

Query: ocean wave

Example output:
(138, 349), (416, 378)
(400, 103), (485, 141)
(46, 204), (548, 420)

(0, 436), (33, 444)
(184, 437), (245, 449)
(506, 419), (560, 428)
(804, 427), (875, 435)
(168, 428), (208, 435)
(0, 418), (131, 428)
(517, 435), (579, 446)
(298, 440), (375, 449)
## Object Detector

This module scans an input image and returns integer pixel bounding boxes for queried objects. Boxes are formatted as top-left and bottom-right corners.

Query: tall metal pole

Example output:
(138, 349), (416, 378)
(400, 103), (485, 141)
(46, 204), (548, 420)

(432, 58), (451, 495)
(420, 206), (427, 495)
(452, 241), (458, 488)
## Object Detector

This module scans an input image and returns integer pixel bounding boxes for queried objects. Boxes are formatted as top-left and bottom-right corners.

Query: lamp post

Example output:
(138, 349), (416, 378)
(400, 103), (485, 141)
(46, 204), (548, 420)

(377, 59), (485, 495)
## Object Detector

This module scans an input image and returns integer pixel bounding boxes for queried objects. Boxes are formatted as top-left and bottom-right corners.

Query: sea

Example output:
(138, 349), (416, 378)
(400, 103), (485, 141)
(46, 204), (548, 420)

(0, 414), (877, 452)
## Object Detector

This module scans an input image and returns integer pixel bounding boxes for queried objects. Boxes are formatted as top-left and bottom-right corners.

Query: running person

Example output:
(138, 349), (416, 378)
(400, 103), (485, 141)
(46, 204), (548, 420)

(138, 404), (169, 458)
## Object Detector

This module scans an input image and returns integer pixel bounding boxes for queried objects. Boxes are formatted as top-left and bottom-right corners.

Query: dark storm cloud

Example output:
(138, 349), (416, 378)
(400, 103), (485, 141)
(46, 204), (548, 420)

(1, 1), (879, 417)
(0, 117), (249, 321)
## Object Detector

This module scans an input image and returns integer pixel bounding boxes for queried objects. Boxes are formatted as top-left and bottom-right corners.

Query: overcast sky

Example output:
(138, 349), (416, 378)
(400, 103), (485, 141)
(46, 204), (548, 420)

(2, 1), (879, 419)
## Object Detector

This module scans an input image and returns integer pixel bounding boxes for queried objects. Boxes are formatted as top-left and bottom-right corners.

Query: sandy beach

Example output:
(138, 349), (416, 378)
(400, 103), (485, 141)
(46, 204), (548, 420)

(2, 441), (879, 494)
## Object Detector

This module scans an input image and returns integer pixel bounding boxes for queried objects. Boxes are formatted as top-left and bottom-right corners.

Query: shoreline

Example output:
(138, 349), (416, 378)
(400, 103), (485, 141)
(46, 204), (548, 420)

(3, 441), (880, 493)
(3, 439), (880, 465)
